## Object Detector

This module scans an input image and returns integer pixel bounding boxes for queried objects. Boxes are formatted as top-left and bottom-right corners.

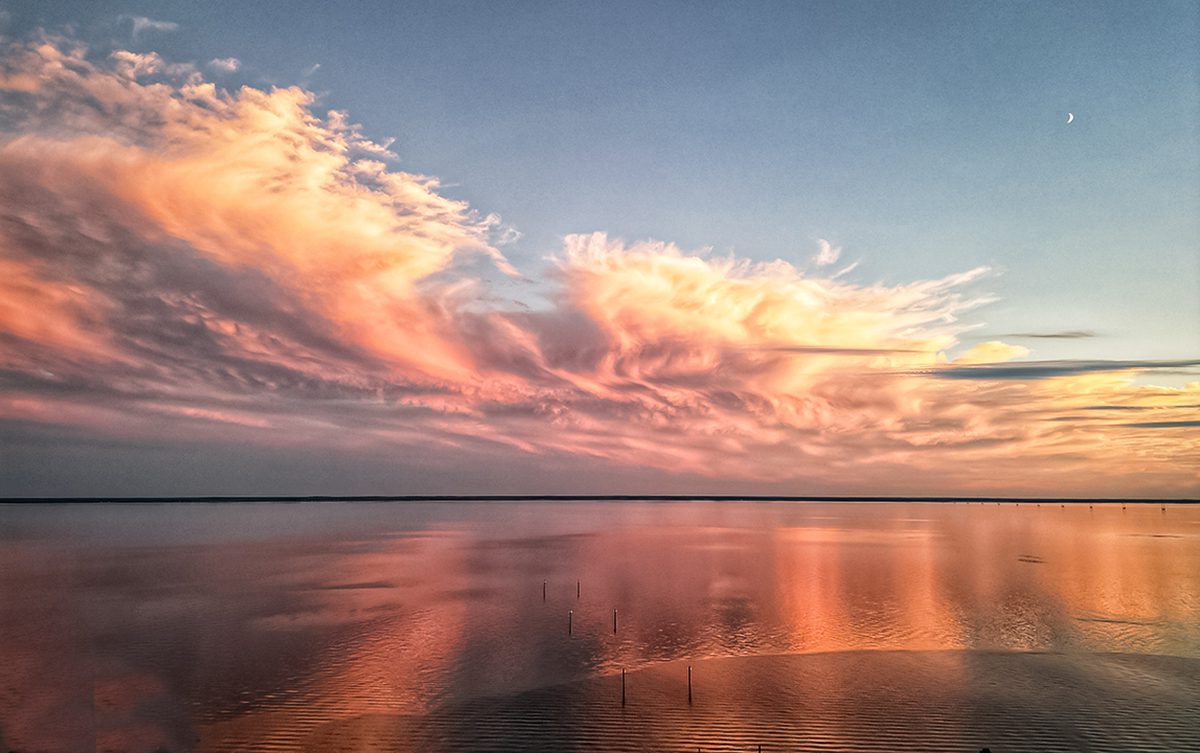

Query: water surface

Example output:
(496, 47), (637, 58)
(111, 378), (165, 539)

(1, 501), (1197, 751)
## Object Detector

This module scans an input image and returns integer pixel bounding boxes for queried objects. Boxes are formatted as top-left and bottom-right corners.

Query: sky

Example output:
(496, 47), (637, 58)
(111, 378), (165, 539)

(0, 1), (1196, 497)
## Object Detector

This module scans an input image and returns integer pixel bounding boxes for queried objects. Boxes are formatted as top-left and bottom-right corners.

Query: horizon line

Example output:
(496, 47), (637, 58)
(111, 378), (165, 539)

(1, 495), (1196, 504)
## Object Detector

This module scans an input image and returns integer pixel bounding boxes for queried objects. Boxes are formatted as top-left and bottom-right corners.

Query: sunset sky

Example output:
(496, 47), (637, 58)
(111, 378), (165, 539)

(0, 1), (1196, 497)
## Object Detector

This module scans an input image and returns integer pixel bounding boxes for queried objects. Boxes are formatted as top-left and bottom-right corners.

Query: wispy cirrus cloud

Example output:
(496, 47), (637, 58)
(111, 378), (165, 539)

(991, 330), (1097, 339)
(0, 34), (1196, 497)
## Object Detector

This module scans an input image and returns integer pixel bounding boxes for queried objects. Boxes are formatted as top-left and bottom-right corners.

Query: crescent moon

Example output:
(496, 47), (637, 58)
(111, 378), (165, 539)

(1067, 112), (1074, 124)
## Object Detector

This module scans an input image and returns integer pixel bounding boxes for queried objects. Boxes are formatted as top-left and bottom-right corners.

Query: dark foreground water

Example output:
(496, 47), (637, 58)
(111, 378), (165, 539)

(1, 501), (1197, 752)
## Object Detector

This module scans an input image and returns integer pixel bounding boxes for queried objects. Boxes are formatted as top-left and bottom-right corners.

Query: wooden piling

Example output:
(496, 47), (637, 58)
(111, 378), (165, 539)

(613, 608), (618, 633)
(577, 580), (581, 598)
(621, 668), (626, 706)
(687, 665), (692, 704)
(568, 609), (573, 636)
(543, 581), (546, 601)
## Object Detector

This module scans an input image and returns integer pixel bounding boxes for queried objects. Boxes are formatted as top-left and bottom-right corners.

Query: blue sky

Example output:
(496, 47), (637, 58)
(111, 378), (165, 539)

(6, 0), (1196, 362)
(0, 2), (1195, 496)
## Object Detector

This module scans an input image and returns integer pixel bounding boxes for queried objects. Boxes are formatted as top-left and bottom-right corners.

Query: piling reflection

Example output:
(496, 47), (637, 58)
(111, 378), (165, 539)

(0, 501), (1197, 752)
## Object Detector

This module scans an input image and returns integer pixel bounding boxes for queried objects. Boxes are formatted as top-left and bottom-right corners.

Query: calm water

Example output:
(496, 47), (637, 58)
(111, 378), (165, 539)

(1, 501), (1197, 752)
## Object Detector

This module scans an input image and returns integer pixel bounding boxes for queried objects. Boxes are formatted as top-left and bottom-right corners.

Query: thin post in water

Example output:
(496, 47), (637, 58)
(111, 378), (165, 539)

(613, 608), (618, 633)
(542, 581), (546, 601)
(577, 580), (581, 598)
(621, 668), (626, 706)
(568, 609), (573, 636)
(687, 665), (692, 705)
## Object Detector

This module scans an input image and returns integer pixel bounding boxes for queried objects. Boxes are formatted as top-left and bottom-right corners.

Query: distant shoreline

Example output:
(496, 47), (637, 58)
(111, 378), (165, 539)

(1, 495), (1196, 504)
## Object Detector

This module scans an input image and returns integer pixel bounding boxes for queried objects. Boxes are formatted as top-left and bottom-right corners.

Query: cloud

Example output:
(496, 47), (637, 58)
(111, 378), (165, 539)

(0, 36), (517, 380)
(0, 35), (1196, 497)
(488, 217), (523, 246)
(831, 260), (859, 279)
(558, 233), (987, 361)
(814, 238), (841, 266)
(929, 359), (1200, 380)
(122, 15), (180, 38)
(1122, 420), (1200, 429)
(952, 341), (1029, 365)
(207, 57), (240, 74)
(763, 346), (923, 356)
(1081, 403), (1200, 411)
(992, 330), (1097, 340)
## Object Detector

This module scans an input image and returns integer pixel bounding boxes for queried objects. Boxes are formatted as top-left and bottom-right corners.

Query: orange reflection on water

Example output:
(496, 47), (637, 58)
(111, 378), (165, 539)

(1, 501), (1198, 752)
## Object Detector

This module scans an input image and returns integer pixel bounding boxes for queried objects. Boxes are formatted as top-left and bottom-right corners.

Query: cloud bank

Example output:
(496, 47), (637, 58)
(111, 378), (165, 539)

(0, 36), (1196, 496)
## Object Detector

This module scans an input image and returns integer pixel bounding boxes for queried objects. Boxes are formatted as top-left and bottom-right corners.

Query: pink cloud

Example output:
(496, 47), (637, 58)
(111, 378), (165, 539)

(0, 37), (1196, 497)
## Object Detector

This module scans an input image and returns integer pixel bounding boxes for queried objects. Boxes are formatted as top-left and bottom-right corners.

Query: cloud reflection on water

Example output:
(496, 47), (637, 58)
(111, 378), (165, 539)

(1, 501), (1198, 751)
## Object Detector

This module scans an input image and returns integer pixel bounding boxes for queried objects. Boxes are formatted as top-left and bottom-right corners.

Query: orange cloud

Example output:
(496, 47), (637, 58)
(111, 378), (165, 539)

(537, 236), (1197, 492)
(954, 341), (1030, 365)
(0, 36), (515, 385)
